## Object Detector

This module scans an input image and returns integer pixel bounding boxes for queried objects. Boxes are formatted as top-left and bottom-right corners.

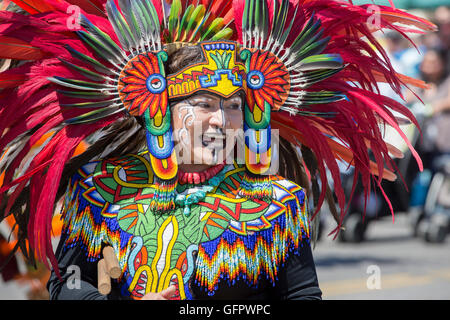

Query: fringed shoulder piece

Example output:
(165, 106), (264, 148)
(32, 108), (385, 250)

(60, 160), (132, 275)
(194, 175), (310, 296)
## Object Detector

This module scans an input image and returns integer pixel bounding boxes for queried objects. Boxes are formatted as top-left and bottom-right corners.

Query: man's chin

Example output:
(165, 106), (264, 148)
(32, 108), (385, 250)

(192, 149), (230, 166)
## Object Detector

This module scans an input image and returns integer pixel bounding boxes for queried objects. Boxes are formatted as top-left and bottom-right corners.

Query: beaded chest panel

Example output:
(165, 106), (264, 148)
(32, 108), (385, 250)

(61, 152), (310, 299)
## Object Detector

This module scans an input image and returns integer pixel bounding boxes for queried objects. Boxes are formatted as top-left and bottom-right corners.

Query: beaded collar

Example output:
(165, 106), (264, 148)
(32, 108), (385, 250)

(177, 163), (226, 185)
(175, 164), (229, 217)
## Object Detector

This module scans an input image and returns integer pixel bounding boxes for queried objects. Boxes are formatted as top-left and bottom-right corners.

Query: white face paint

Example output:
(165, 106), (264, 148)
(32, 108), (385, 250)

(178, 103), (195, 147)
(171, 93), (243, 169)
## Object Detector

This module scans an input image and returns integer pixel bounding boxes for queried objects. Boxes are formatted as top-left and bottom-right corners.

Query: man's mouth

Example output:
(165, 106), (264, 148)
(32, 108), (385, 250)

(202, 133), (225, 147)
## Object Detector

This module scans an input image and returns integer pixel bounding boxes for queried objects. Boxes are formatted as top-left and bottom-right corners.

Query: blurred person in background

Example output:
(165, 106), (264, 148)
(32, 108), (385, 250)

(419, 48), (450, 114)
(380, 31), (408, 102)
(405, 7), (450, 240)
(407, 47), (450, 166)
(434, 6), (450, 72)
(405, 46), (450, 230)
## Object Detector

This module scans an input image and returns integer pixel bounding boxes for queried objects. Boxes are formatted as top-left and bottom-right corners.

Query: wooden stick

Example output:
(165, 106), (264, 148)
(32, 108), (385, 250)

(102, 246), (121, 279)
(97, 259), (111, 295)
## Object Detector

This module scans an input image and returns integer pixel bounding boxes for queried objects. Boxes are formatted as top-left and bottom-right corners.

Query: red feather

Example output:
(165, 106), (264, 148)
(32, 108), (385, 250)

(25, 116), (120, 273)
(64, 0), (106, 16)
(9, 0), (54, 13)
(0, 36), (45, 60)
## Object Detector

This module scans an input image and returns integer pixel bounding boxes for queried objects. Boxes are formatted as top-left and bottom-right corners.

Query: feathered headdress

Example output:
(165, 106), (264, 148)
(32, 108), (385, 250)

(0, 0), (436, 273)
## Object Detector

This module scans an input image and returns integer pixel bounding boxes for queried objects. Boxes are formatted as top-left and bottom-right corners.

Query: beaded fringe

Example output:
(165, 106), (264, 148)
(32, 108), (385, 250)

(194, 189), (310, 296)
(237, 171), (273, 200)
(149, 177), (177, 213)
(60, 174), (132, 274)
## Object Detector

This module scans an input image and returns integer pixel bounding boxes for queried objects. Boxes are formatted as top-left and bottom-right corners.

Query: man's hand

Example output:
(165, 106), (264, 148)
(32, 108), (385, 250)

(141, 285), (177, 300)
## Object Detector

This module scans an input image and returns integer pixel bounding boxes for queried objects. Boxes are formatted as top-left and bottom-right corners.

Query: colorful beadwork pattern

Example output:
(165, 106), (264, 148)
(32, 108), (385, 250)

(118, 49), (178, 211)
(166, 41), (246, 100)
(59, 152), (310, 299)
(240, 49), (290, 176)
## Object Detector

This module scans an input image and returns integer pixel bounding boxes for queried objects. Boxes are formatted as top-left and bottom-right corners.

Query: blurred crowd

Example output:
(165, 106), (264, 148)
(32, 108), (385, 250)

(382, 6), (450, 143)
(382, 6), (450, 109)
(376, 6), (450, 245)
(375, 6), (449, 171)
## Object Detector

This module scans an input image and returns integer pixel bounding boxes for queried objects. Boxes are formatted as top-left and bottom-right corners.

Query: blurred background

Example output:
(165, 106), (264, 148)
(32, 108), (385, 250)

(0, 0), (450, 300)
(314, 1), (450, 299)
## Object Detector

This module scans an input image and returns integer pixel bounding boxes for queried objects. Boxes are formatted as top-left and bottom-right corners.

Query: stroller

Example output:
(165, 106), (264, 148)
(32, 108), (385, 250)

(409, 108), (450, 244)
(312, 103), (449, 243)
(336, 104), (425, 243)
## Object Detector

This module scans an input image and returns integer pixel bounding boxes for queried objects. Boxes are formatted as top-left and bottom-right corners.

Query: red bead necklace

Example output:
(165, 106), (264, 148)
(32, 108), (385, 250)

(178, 163), (226, 185)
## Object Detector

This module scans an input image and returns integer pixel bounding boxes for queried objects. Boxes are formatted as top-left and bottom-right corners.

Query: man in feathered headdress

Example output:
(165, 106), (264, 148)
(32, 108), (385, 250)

(0, 0), (435, 299)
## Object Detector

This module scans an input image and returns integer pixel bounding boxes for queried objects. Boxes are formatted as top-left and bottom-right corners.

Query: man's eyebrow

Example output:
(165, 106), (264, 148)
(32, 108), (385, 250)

(226, 97), (242, 103)
(187, 95), (216, 103)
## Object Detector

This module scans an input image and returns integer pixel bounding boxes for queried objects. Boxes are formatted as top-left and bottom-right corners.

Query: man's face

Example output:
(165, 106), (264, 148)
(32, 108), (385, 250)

(171, 93), (243, 167)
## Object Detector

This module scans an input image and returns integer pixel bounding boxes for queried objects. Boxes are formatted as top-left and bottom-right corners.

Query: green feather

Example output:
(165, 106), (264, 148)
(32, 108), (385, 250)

(188, 12), (210, 42)
(114, 1), (138, 47)
(106, 1), (131, 50)
(57, 90), (109, 100)
(254, 0), (261, 27)
(211, 28), (233, 41)
(177, 4), (194, 41)
(261, 0), (269, 38)
(296, 54), (343, 71)
(65, 45), (110, 73)
(242, 0), (250, 32)
(295, 37), (330, 63)
(248, 0), (255, 30)
(277, 4), (298, 47)
(142, 0), (160, 33)
(301, 91), (346, 105)
(168, 0), (182, 41)
(294, 111), (338, 118)
(295, 29), (324, 55)
(119, 0), (141, 45)
(48, 76), (105, 91)
(58, 59), (104, 82)
(65, 106), (123, 124)
(107, 1), (137, 50)
(200, 17), (223, 41)
(301, 68), (344, 86)
(80, 14), (123, 56)
(61, 100), (118, 108)
(269, 0), (279, 36)
(134, 0), (151, 34)
(291, 18), (322, 53)
(76, 31), (118, 65)
(184, 4), (205, 39)
(271, 0), (289, 42)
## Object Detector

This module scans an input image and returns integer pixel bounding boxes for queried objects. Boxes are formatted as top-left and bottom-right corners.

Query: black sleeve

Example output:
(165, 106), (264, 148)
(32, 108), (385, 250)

(274, 239), (322, 300)
(47, 234), (127, 300)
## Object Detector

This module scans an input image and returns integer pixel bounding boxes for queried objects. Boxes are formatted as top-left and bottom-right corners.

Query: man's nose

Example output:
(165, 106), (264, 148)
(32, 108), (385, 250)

(209, 107), (225, 128)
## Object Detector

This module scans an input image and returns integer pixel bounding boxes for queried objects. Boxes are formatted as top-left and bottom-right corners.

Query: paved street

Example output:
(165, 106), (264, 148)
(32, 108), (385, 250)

(313, 213), (450, 299)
